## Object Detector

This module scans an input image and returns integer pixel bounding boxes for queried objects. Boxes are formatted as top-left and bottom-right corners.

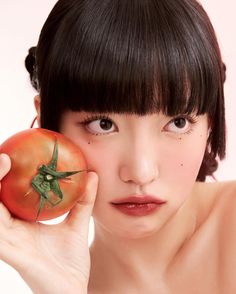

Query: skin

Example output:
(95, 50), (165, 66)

(56, 98), (217, 293)
(0, 95), (234, 293)
(58, 104), (236, 293)
(0, 96), (99, 293)
(0, 155), (98, 294)
(59, 109), (209, 241)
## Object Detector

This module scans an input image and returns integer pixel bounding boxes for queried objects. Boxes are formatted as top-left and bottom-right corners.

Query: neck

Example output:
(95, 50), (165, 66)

(89, 188), (200, 292)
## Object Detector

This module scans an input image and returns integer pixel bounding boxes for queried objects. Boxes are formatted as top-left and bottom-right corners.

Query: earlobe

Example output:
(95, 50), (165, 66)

(34, 95), (41, 127)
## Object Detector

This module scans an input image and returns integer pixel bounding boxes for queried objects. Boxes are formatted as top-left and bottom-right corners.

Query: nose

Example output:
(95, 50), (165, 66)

(119, 139), (159, 186)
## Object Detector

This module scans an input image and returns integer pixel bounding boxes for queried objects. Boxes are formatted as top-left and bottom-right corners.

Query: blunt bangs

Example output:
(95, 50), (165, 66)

(37, 0), (224, 128)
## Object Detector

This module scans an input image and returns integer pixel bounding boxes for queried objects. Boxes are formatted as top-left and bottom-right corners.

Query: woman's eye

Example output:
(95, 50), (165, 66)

(82, 117), (116, 135)
(165, 116), (196, 134)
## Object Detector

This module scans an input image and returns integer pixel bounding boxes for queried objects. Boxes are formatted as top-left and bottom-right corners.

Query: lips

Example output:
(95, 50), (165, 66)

(111, 195), (166, 205)
(110, 195), (166, 217)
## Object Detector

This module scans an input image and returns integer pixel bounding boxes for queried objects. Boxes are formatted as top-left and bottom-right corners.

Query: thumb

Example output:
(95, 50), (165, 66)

(0, 153), (11, 180)
(63, 171), (98, 234)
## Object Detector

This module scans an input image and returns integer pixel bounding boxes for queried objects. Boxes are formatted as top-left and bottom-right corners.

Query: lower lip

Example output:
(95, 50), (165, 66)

(111, 202), (164, 216)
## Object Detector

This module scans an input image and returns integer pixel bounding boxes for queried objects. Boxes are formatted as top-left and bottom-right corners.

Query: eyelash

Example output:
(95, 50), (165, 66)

(79, 114), (198, 136)
(79, 114), (114, 136)
(168, 115), (198, 136)
(80, 114), (111, 124)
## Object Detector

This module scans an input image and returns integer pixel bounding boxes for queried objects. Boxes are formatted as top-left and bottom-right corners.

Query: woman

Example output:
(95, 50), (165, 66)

(0, 0), (235, 293)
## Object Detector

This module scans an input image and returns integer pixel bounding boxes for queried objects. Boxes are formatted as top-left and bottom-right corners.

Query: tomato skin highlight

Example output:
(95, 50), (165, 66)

(0, 128), (88, 221)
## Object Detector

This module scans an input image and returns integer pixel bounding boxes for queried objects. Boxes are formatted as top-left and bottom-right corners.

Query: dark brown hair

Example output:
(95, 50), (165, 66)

(25, 0), (226, 181)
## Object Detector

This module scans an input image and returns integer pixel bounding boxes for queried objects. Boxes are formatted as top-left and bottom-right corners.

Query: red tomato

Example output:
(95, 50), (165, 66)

(0, 128), (88, 222)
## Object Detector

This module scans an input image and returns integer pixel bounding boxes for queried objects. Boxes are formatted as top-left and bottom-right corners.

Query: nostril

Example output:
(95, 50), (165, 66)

(119, 165), (158, 185)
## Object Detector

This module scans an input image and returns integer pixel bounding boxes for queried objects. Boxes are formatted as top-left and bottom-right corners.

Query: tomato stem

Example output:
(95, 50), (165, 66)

(31, 140), (85, 221)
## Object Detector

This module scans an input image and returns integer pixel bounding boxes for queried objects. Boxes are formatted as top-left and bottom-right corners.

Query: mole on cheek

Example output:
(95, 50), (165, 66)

(88, 141), (91, 144)
(180, 163), (184, 167)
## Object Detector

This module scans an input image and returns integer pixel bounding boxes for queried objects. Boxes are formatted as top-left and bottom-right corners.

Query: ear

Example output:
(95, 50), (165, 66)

(34, 95), (41, 127)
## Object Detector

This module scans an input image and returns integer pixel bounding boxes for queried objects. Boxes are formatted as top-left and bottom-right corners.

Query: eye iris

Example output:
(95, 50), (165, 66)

(174, 118), (186, 128)
(100, 119), (112, 130)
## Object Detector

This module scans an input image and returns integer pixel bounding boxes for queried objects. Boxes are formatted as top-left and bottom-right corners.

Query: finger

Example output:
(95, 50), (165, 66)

(0, 202), (12, 227)
(63, 171), (98, 234)
(0, 154), (11, 180)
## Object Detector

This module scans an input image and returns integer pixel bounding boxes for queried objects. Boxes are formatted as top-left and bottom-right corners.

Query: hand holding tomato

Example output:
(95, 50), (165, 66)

(0, 128), (89, 222)
(0, 130), (99, 293)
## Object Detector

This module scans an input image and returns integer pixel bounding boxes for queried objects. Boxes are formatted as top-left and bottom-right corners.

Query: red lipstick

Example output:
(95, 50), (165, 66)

(110, 195), (166, 217)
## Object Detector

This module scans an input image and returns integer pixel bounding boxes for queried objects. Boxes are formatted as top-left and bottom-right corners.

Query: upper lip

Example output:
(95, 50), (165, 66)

(111, 195), (167, 205)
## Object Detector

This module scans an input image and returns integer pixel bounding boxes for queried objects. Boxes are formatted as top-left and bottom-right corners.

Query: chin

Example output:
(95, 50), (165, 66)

(112, 222), (163, 240)
(93, 208), (167, 239)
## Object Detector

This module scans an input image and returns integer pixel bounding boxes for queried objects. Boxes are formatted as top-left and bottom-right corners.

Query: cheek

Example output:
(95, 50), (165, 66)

(80, 142), (115, 172)
(162, 137), (206, 194)
(76, 141), (118, 193)
(179, 144), (205, 173)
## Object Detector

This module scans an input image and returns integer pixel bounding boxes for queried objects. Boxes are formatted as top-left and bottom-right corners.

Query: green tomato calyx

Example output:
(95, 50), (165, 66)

(31, 140), (85, 221)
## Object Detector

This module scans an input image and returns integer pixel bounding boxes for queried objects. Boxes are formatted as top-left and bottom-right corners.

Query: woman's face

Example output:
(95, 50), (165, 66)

(60, 110), (209, 239)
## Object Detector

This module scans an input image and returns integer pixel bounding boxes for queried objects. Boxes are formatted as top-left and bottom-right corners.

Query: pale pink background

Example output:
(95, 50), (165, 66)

(0, 1), (235, 293)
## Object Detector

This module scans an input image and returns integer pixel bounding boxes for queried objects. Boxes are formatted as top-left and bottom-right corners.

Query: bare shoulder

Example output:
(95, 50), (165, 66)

(206, 180), (236, 290)
(200, 179), (236, 225)
(193, 180), (236, 290)
(191, 180), (236, 226)
(211, 179), (236, 219)
(215, 179), (236, 233)
(195, 179), (236, 212)
(192, 179), (236, 244)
